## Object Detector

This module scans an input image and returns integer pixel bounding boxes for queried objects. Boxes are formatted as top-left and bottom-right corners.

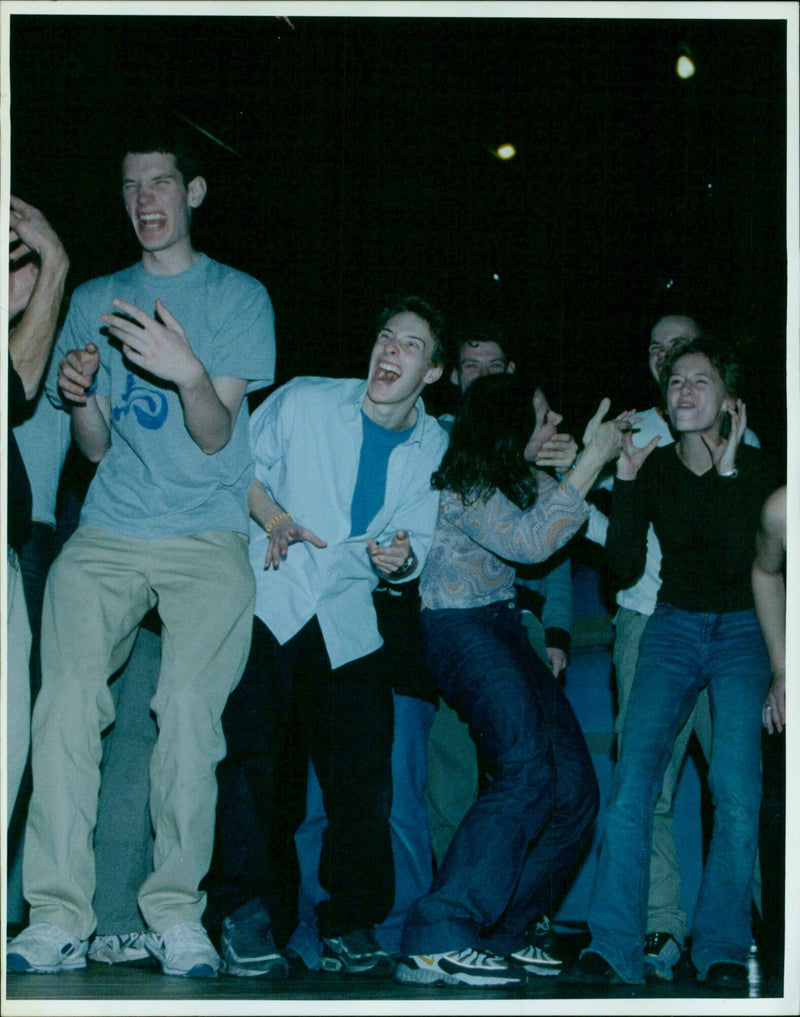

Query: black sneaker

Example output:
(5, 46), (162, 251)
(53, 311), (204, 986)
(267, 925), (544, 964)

(562, 949), (623, 985)
(395, 948), (527, 987)
(508, 915), (563, 976)
(643, 932), (681, 982)
(219, 900), (289, 979)
(321, 928), (389, 974)
(699, 961), (749, 990)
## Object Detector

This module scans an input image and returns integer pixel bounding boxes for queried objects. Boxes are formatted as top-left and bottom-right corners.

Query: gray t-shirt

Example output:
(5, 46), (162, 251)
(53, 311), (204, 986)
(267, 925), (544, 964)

(47, 254), (275, 538)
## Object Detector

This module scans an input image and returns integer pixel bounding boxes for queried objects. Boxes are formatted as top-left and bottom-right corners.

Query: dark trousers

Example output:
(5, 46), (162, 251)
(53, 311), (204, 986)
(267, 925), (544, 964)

(212, 616), (394, 940)
(758, 728), (785, 977)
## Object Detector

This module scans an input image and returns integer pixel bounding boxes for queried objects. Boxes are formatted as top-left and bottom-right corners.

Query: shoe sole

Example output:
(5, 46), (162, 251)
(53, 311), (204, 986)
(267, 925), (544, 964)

(157, 962), (218, 978)
(6, 956), (87, 974)
(395, 963), (525, 988)
(222, 959), (289, 979)
(88, 951), (153, 965)
(511, 961), (562, 977)
(321, 955), (388, 975)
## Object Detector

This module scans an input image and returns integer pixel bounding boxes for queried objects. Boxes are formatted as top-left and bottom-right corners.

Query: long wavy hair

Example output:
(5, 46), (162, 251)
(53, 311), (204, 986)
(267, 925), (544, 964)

(432, 373), (540, 509)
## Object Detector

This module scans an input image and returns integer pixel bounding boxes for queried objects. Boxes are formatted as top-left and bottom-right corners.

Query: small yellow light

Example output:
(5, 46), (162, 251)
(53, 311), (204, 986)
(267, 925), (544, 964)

(676, 54), (695, 79)
(495, 143), (516, 160)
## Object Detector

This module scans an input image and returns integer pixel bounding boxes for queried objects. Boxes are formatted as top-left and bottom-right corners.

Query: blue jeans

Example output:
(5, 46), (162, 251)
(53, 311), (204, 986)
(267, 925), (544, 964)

(586, 605), (770, 983)
(401, 600), (598, 956)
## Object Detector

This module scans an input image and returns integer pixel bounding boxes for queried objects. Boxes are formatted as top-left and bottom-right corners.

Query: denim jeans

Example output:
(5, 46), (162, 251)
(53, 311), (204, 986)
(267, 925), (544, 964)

(586, 604), (770, 983)
(401, 600), (598, 956)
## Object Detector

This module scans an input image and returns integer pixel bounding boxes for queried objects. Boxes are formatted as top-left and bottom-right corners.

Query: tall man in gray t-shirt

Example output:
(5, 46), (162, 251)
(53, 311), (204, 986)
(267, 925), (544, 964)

(7, 131), (276, 979)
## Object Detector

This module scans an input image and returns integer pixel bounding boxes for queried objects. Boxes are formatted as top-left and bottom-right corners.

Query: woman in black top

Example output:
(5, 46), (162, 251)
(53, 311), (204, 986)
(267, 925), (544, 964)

(580, 335), (776, 989)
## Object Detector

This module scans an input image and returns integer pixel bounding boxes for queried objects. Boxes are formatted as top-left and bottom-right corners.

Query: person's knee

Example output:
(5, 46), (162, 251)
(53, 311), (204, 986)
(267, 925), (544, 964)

(709, 775), (762, 830)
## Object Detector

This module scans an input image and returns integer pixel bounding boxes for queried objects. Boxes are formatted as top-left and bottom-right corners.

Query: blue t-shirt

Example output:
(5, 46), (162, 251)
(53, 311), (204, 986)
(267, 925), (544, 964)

(47, 254), (276, 538)
(349, 412), (412, 537)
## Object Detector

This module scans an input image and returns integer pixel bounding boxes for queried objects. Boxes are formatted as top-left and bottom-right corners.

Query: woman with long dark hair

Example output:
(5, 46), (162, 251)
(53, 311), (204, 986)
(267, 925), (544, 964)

(395, 372), (624, 988)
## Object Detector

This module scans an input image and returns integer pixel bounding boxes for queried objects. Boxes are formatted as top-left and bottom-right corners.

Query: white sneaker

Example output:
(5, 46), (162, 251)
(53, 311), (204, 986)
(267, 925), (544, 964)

(144, 920), (220, 978)
(395, 948), (527, 987)
(88, 932), (151, 965)
(6, 922), (89, 973)
(508, 942), (562, 975)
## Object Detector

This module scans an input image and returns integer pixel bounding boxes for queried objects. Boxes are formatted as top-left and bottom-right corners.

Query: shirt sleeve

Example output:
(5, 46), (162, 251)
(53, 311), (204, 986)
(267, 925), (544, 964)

(444, 473), (589, 566)
(249, 379), (293, 492)
(607, 471), (651, 588)
(205, 272), (276, 393)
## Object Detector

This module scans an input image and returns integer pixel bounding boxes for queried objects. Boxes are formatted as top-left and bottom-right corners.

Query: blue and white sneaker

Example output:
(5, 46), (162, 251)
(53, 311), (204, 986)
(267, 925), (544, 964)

(220, 900), (289, 979)
(88, 932), (152, 965)
(144, 920), (220, 978)
(394, 948), (527, 987)
(6, 922), (89, 973)
(321, 928), (389, 974)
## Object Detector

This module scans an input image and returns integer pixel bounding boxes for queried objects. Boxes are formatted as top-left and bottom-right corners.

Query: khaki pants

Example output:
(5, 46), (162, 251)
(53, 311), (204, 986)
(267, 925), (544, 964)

(23, 527), (254, 939)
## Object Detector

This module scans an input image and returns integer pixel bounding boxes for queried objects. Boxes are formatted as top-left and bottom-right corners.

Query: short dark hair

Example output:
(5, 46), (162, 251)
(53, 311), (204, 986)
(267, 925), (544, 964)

(376, 295), (446, 365)
(450, 317), (514, 375)
(659, 334), (742, 398)
(432, 373), (540, 509)
(121, 126), (204, 188)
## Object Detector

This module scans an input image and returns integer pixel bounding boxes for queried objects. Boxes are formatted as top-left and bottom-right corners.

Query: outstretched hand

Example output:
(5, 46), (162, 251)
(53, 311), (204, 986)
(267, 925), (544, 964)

(613, 408), (660, 480)
(264, 515), (327, 570)
(100, 297), (202, 388)
(533, 433), (578, 472)
(580, 398), (626, 466)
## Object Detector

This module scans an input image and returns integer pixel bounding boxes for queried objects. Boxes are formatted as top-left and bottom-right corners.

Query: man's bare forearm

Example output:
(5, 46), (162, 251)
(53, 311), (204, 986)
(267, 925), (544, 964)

(178, 369), (238, 454)
(70, 396), (111, 463)
(752, 564), (786, 678)
(9, 248), (69, 398)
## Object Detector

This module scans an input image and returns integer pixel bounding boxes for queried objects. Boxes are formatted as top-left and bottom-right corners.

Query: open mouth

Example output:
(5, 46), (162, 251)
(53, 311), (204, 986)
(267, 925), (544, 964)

(138, 212), (167, 232)
(375, 360), (402, 383)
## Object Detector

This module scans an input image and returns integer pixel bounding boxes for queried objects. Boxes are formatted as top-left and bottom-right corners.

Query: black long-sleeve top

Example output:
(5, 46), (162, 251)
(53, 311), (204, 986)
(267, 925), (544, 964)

(607, 443), (776, 614)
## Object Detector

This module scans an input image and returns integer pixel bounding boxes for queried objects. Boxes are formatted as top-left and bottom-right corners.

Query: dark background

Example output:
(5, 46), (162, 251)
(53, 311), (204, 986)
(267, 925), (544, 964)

(9, 11), (790, 463)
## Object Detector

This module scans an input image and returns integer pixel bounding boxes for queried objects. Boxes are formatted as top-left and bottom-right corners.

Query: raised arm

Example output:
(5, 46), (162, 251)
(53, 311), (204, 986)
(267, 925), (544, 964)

(564, 399), (627, 498)
(7, 196), (69, 398)
(752, 486), (786, 733)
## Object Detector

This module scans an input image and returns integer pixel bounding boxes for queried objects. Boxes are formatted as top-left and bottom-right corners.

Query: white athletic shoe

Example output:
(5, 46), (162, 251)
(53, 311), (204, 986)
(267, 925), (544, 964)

(88, 932), (151, 965)
(144, 920), (220, 978)
(6, 922), (89, 973)
(395, 948), (527, 987)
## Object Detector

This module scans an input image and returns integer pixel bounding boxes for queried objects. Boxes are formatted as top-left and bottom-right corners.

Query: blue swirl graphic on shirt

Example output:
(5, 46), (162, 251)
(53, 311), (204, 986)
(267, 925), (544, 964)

(112, 373), (169, 430)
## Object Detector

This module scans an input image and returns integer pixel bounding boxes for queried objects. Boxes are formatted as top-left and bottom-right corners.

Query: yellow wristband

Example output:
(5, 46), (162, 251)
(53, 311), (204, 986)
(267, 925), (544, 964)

(265, 511), (291, 537)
